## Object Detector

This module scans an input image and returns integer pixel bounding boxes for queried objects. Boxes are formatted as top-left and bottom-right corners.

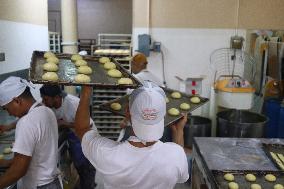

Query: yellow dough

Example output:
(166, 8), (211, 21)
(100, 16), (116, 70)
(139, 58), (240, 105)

(245, 174), (256, 182)
(71, 54), (82, 62)
(104, 62), (116, 70)
(110, 103), (122, 111)
(228, 182), (239, 189)
(47, 56), (59, 64)
(165, 97), (169, 103)
(168, 108), (180, 116)
(3, 147), (12, 154)
(270, 152), (284, 170)
(107, 69), (122, 78)
(44, 51), (55, 58)
(118, 78), (133, 85)
(0, 154), (4, 159)
(274, 184), (284, 189)
(190, 96), (201, 104)
(77, 66), (92, 74)
(224, 173), (234, 181)
(42, 72), (59, 81)
(43, 62), (58, 72)
(75, 59), (87, 67)
(74, 74), (91, 83)
(180, 103), (190, 110)
(251, 184), (262, 189)
(99, 57), (110, 64)
(265, 174), (276, 182)
(171, 92), (181, 99)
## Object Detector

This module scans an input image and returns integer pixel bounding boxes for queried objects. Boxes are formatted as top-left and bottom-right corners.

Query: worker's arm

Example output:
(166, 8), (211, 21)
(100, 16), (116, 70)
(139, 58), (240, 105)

(74, 86), (92, 140)
(57, 119), (74, 129)
(0, 121), (17, 133)
(0, 153), (31, 188)
(170, 113), (187, 148)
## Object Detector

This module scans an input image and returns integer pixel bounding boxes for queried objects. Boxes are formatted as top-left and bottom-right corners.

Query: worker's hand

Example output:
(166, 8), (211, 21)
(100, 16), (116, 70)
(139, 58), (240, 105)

(120, 117), (129, 129)
(170, 113), (188, 133)
(81, 86), (93, 98)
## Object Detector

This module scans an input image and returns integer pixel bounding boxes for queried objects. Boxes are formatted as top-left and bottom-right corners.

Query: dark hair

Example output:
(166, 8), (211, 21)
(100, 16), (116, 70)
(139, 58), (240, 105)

(40, 85), (63, 97)
(19, 87), (33, 99)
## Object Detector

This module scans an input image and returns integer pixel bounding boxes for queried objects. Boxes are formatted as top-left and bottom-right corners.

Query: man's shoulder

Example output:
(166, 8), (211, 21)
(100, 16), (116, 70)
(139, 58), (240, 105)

(160, 142), (185, 153)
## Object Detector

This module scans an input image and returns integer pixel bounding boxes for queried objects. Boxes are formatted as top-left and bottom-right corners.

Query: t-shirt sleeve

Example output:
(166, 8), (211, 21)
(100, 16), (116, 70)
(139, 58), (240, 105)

(177, 148), (190, 183)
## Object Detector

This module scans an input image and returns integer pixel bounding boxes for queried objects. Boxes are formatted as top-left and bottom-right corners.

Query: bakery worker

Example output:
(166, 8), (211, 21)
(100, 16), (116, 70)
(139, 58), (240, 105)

(0, 77), (61, 189)
(74, 81), (189, 189)
(39, 85), (96, 189)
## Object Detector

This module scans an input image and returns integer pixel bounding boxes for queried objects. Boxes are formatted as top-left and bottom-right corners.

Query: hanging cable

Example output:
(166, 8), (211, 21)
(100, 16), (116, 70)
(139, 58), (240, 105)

(160, 49), (167, 87)
(235, 0), (240, 36)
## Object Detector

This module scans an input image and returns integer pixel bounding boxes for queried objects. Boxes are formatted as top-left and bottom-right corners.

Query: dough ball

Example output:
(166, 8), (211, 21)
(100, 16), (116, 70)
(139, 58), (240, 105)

(43, 62), (58, 72)
(228, 182), (239, 189)
(99, 57), (110, 64)
(0, 154), (4, 160)
(224, 173), (234, 181)
(171, 92), (182, 99)
(77, 66), (92, 74)
(168, 108), (180, 116)
(74, 74), (91, 83)
(180, 103), (190, 110)
(274, 184), (284, 189)
(107, 69), (122, 78)
(265, 174), (276, 182)
(251, 184), (262, 189)
(110, 103), (122, 111)
(118, 78), (133, 85)
(3, 147), (12, 154)
(44, 51), (55, 58)
(165, 97), (169, 103)
(75, 59), (87, 67)
(42, 72), (59, 81)
(95, 49), (103, 54)
(190, 96), (201, 104)
(245, 174), (256, 182)
(71, 54), (82, 62)
(47, 56), (59, 64)
(104, 62), (116, 70)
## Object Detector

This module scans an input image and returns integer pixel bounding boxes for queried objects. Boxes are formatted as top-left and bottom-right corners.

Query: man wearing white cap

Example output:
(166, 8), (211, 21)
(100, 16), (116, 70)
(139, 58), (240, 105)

(74, 82), (189, 189)
(0, 77), (61, 189)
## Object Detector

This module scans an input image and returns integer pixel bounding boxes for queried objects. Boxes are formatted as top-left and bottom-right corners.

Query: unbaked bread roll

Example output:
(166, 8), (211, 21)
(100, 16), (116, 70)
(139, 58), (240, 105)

(180, 103), (190, 110)
(165, 97), (169, 103)
(190, 96), (201, 104)
(74, 74), (91, 83)
(99, 57), (110, 64)
(251, 184), (261, 189)
(168, 108), (180, 116)
(107, 69), (122, 78)
(77, 66), (92, 74)
(43, 62), (58, 72)
(71, 54), (82, 62)
(270, 152), (284, 170)
(274, 184), (284, 189)
(224, 173), (234, 181)
(42, 72), (59, 81)
(104, 62), (116, 70)
(3, 147), (12, 154)
(118, 78), (133, 85)
(44, 51), (55, 58)
(0, 154), (4, 160)
(228, 182), (239, 189)
(245, 174), (256, 182)
(171, 92), (181, 99)
(75, 59), (87, 67)
(265, 174), (276, 182)
(47, 56), (59, 64)
(110, 103), (122, 111)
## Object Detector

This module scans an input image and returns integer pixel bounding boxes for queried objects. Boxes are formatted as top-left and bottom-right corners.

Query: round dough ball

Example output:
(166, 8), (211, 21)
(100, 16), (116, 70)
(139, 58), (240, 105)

(77, 66), (92, 74)
(171, 92), (181, 99)
(118, 78), (133, 85)
(180, 103), (190, 110)
(224, 173), (234, 181)
(228, 182), (239, 189)
(42, 72), (59, 81)
(168, 108), (180, 116)
(274, 184), (284, 189)
(99, 57), (110, 64)
(165, 97), (169, 103)
(0, 154), (4, 160)
(71, 54), (82, 62)
(43, 62), (58, 72)
(245, 174), (256, 182)
(74, 74), (91, 83)
(75, 59), (87, 67)
(47, 56), (59, 64)
(107, 69), (122, 78)
(104, 62), (116, 70)
(3, 147), (12, 154)
(44, 51), (55, 58)
(265, 174), (276, 182)
(190, 96), (201, 104)
(110, 103), (122, 111)
(251, 184), (262, 189)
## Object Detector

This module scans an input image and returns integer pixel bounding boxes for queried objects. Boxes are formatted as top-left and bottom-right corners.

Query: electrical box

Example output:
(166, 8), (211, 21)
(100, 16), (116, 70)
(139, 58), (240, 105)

(153, 42), (161, 52)
(0, 52), (5, 62)
(138, 34), (151, 56)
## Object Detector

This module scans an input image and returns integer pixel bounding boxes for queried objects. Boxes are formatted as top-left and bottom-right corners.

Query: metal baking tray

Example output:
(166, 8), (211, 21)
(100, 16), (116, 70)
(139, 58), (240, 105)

(263, 143), (284, 171)
(29, 51), (141, 88)
(98, 88), (209, 126)
(212, 170), (284, 189)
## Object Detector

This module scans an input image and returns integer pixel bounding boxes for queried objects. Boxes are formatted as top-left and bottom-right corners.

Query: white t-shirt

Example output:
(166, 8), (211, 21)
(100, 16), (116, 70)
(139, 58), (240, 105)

(134, 69), (164, 87)
(13, 102), (59, 189)
(82, 129), (189, 189)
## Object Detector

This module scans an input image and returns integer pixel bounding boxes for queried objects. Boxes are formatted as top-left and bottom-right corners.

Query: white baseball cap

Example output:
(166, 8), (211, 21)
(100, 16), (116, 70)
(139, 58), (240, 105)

(0, 76), (34, 106)
(129, 81), (166, 142)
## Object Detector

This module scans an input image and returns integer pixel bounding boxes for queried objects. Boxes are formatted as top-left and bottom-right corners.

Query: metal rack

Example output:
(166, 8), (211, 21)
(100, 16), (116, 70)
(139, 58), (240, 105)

(48, 32), (61, 53)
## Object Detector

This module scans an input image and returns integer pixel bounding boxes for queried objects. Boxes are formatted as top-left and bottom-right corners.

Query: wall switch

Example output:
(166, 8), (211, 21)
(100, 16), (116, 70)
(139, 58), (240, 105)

(0, 53), (5, 62)
(153, 42), (161, 52)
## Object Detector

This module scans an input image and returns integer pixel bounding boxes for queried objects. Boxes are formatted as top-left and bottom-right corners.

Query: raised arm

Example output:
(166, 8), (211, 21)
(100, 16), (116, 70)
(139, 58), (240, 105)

(170, 113), (188, 147)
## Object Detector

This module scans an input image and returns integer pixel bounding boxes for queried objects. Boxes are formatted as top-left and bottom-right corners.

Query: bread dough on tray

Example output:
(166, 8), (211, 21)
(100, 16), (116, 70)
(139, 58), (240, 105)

(44, 51), (55, 58)
(77, 66), (92, 74)
(168, 108), (180, 116)
(274, 184), (284, 189)
(251, 183), (262, 189)
(47, 56), (59, 64)
(0, 154), (4, 159)
(190, 96), (201, 104)
(104, 62), (116, 70)
(74, 74), (91, 83)
(165, 97), (169, 103)
(110, 103), (122, 111)
(228, 182), (239, 189)
(3, 147), (12, 154)
(224, 173), (234, 181)
(171, 92), (181, 99)
(107, 69), (122, 78)
(99, 57), (110, 64)
(75, 59), (88, 67)
(42, 72), (59, 81)
(265, 174), (276, 182)
(118, 78), (133, 85)
(180, 103), (190, 110)
(71, 54), (82, 62)
(43, 62), (58, 72)
(245, 174), (256, 182)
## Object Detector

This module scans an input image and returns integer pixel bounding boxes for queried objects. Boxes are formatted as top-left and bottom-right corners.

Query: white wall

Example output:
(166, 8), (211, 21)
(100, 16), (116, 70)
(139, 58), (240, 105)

(0, 20), (49, 74)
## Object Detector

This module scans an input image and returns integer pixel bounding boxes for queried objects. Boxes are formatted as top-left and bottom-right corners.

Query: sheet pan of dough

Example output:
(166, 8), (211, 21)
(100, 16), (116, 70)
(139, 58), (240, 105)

(98, 87), (209, 127)
(262, 143), (284, 171)
(211, 170), (284, 189)
(0, 142), (14, 169)
(29, 51), (141, 88)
